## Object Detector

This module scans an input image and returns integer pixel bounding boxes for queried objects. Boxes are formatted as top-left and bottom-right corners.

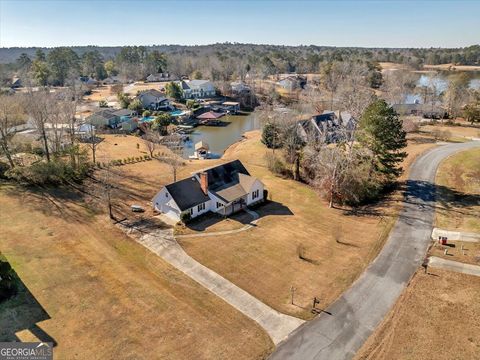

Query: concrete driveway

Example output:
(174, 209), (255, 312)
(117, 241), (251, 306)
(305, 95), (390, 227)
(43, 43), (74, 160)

(269, 141), (480, 360)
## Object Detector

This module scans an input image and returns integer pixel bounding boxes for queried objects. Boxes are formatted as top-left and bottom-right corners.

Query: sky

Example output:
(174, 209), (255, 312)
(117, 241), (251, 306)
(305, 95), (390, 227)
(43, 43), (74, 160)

(0, 0), (479, 48)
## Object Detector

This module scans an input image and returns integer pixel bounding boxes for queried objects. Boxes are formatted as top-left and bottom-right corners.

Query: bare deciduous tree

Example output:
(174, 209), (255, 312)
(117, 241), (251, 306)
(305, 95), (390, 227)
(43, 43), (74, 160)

(158, 134), (184, 182)
(142, 127), (159, 158)
(0, 95), (25, 167)
(25, 90), (53, 162)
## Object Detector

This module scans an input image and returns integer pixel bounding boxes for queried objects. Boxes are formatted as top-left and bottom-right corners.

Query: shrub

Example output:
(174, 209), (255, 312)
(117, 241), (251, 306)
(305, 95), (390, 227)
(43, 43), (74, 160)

(142, 110), (152, 117)
(99, 100), (108, 108)
(432, 128), (452, 141)
(180, 212), (191, 224)
(0, 255), (17, 301)
(402, 119), (419, 133)
(5, 159), (91, 185)
(265, 152), (288, 176)
(0, 161), (10, 179)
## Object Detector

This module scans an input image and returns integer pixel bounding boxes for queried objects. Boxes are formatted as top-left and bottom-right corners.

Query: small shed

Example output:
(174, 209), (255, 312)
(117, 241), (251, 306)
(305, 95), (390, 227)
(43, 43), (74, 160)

(193, 141), (210, 159)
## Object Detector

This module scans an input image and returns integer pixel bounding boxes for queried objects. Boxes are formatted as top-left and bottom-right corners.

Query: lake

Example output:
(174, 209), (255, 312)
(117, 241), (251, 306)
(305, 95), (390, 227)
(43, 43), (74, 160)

(406, 71), (480, 103)
(183, 112), (261, 158)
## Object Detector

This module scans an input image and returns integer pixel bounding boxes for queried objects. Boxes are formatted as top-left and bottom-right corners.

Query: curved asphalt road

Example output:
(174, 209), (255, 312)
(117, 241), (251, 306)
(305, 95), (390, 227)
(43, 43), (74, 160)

(269, 141), (480, 360)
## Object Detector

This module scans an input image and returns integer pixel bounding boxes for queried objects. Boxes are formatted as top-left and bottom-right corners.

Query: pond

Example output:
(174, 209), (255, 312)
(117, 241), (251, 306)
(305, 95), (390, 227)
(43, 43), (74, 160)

(182, 112), (260, 158)
(405, 71), (480, 104)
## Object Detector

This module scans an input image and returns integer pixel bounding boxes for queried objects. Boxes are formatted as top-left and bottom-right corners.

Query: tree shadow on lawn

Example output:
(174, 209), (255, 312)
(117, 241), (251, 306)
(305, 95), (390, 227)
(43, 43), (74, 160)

(0, 259), (57, 346)
(340, 179), (480, 222)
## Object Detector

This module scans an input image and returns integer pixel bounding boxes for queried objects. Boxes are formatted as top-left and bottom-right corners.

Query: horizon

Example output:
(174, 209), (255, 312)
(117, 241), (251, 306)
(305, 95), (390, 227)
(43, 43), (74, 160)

(1, 0), (479, 48)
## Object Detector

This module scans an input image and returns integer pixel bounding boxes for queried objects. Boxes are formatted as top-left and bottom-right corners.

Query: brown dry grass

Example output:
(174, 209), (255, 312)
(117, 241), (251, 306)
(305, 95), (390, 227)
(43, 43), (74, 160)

(0, 184), (273, 359)
(175, 130), (437, 319)
(84, 130), (436, 320)
(424, 63), (480, 71)
(435, 147), (480, 233)
(123, 82), (167, 96)
(421, 124), (480, 141)
(430, 241), (480, 266)
(84, 85), (115, 102)
(355, 268), (480, 360)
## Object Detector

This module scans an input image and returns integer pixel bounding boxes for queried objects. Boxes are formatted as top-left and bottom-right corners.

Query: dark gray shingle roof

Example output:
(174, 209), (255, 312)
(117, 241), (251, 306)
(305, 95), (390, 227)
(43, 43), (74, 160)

(165, 177), (210, 211)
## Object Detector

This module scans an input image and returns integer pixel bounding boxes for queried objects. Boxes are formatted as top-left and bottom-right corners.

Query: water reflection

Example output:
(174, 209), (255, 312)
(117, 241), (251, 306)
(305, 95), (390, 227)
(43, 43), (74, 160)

(183, 112), (260, 157)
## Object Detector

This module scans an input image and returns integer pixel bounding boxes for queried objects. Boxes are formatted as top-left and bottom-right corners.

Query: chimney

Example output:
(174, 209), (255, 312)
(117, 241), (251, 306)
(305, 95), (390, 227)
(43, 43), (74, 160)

(199, 172), (208, 195)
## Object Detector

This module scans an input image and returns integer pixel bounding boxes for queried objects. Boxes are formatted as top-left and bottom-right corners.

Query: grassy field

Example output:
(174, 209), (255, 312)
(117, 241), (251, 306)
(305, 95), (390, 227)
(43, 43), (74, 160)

(435, 147), (480, 233)
(0, 184), (273, 359)
(175, 130), (437, 319)
(355, 268), (480, 360)
(421, 123), (480, 141)
(79, 130), (436, 320)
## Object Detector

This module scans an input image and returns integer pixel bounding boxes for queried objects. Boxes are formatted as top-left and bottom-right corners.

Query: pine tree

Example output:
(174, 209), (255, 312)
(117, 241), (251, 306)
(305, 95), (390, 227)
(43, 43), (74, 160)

(358, 99), (407, 179)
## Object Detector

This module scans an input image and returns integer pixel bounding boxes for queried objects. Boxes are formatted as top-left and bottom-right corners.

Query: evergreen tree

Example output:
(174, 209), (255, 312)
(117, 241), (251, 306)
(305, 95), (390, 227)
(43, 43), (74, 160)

(358, 99), (407, 179)
(261, 122), (281, 149)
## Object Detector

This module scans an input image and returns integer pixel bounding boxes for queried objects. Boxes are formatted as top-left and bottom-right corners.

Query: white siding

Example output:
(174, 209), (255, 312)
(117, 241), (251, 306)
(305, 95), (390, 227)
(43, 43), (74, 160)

(152, 188), (181, 221)
(208, 192), (227, 214)
(186, 200), (211, 218)
(247, 179), (264, 205)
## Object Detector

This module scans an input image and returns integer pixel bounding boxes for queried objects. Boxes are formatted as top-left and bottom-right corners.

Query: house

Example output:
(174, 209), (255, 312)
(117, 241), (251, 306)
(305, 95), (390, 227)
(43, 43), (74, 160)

(102, 76), (121, 85)
(297, 110), (357, 144)
(86, 109), (120, 128)
(277, 75), (307, 91)
(86, 108), (134, 128)
(179, 80), (216, 99)
(153, 160), (264, 221)
(230, 81), (251, 94)
(119, 118), (138, 132)
(79, 76), (98, 86)
(11, 77), (22, 89)
(146, 73), (175, 82)
(137, 89), (171, 110)
(392, 103), (447, 119)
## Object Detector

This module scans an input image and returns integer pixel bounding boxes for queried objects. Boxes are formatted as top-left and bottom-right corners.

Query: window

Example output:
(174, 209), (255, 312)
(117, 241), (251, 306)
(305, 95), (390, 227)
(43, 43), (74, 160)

(165, 192), (168, 198)
(252, 189), (260, 200)
(189, 208), (193, 215)
(197, 203), (205, 212)
(217, 202), (222, 208)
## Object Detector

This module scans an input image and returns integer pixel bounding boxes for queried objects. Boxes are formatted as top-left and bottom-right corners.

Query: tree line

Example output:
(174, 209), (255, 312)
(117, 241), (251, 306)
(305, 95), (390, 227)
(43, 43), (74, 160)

(1, 43), (479, 87)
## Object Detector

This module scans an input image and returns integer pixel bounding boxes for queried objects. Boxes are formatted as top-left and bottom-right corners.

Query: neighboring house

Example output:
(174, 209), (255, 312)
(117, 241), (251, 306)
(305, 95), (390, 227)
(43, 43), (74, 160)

(297, 110), (357, 144)
(230, 81), (250, 94)
(102, 76), (121, 85)
(86, 108), (134, 128)
(137, 89), (171, 110)
(393, 103), (447, 119)
(153, 160), (264, 221)
(146, 73), (175, 82)
(76, 123), (95, 139)
(179, 80), (216, 99)
(79, 76), (98, 86)
(119, 118), (138, 132)
(277, 75), (307, 91)
(86, 109), (120, 128)
(11, 77), (22, 88)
